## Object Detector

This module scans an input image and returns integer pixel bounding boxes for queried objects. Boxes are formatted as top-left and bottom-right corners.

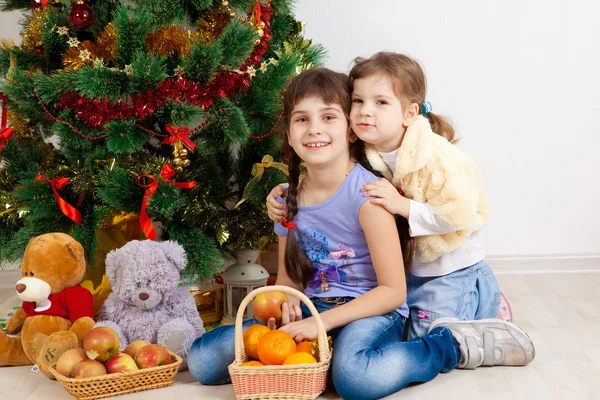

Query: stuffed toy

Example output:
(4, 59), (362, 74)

(0, 233), (95, 378)
(95, 240), (205, 369)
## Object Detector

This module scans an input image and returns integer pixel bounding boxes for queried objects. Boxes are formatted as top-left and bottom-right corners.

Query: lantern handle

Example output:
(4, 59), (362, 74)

(231, 285), (330, 365)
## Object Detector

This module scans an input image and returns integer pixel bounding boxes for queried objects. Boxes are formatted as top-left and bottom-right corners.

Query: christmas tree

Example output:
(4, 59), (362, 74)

(0, 0), (324, 281)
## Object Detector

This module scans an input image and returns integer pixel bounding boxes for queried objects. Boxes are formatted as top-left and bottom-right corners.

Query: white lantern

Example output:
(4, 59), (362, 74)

(221, 249), (269, 325)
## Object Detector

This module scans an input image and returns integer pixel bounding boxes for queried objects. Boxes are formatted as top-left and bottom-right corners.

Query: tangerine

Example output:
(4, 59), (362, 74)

(295, 341), (314, 355)
(257, 330), (296, 365)
(242, 324), (270, 360)
(282, 352), (317, 365)
(241, 360), (264, 366)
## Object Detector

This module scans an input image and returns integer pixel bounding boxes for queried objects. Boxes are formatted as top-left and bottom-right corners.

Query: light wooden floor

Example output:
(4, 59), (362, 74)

(1, 266), (599, 400)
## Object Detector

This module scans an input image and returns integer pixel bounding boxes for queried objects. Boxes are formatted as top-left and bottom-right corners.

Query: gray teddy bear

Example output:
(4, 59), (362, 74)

(95, 240), (205, 369)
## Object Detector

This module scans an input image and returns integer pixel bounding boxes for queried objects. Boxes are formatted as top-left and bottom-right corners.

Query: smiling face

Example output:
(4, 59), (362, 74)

(350, 73), (414, 153)
(287, 96), (352, 168)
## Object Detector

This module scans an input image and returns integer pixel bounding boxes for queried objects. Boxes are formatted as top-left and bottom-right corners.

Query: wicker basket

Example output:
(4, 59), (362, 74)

(48, 350), (182, 400)
(228, 285), (331, 400)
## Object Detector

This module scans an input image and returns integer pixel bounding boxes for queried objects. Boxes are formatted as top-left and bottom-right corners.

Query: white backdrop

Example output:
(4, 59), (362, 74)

(1, 1), (599, 257)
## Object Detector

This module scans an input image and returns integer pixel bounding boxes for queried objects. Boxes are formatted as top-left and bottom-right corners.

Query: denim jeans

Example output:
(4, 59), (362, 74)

(406, 260), (501, 340)
(188, 298), (460, 400)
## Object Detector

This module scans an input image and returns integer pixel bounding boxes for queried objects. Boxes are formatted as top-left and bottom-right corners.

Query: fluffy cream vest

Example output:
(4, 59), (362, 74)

(365, 116), (488, 262)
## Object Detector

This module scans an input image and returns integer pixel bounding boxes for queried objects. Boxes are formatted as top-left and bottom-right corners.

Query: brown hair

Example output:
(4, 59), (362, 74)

(349, 52), (459, 272)
(281, 68), (398, 286)
(349, 51), (457, 144)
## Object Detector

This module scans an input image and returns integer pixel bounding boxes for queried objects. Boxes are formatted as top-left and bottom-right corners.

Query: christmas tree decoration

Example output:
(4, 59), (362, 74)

(0, 0), (326, 281)
(30, 0), (49, 9)
(70, 1), (94, 31)
(146, 26), (200, 58)
(235, 155), (288, 208)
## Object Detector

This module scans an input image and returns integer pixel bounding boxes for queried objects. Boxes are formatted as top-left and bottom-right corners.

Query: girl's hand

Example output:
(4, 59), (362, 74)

(362, 178), (410, 217)
(277, 317), (319, 342)
(266, 185), (288, 222)
(266, 302), (302, 330)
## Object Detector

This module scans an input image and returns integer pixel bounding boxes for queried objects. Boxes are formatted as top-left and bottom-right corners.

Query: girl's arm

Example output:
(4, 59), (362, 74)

(316, 201), (406, 332)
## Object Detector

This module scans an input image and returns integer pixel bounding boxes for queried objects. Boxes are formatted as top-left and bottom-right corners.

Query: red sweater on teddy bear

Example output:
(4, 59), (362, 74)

(22, 285), (94, 323)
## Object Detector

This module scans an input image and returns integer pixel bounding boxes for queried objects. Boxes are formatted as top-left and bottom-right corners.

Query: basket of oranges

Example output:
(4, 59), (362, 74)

(228, 285), (332, 400)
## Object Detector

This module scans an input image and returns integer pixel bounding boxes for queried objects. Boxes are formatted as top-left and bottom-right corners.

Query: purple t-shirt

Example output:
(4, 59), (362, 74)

(275, 164), (409, 317)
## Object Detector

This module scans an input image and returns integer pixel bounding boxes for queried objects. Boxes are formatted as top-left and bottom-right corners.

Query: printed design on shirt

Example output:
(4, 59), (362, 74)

(334, 243), (361, 285)
(309, 263), (341, 292)
(297, 227), (329, 263)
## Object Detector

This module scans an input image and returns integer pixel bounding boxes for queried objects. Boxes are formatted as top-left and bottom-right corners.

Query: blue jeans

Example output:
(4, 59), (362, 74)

(406, 260), (501, 340)
(188, 298), (460, 400)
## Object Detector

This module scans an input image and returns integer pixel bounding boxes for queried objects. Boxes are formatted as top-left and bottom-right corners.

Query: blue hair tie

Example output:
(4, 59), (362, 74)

(421, 101), (432, 117)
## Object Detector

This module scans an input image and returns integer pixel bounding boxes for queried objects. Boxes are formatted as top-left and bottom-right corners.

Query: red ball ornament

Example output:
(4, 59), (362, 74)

(31, 0), (49, 9)
(70, 1), (94, 30)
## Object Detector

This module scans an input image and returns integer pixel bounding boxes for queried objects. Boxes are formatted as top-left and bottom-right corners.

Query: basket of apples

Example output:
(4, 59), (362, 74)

(48, 327), (182, 400)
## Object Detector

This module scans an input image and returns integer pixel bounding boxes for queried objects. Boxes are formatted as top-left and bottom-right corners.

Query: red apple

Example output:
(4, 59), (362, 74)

(105, 353), (139, 373)
(252, 291), (288, 324)
(71, 359), (107, 378)
(134, 344), (171, 369)
(123, 340), (152, 358)
(83, 327), (120, 362)
(55, 348), (88, 377)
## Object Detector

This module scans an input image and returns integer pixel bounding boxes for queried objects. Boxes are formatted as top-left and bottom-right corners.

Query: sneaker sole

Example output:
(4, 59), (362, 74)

(428, 317), (535, 365)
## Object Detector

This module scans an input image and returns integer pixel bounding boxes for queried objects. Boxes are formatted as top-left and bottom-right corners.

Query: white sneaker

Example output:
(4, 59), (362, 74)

(428, 318), (535, 369)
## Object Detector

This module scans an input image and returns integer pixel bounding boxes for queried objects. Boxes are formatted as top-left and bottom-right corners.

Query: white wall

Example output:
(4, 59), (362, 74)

(1, 1), (599, 257)
(293, 0), (600, 257)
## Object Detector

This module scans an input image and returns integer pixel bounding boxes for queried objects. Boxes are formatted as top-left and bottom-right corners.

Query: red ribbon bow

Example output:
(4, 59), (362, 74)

(0, 127), (13, 152)
(162, 124), (197, 151)
(35, 174), (82, 225)
(137, 164), (197, 240)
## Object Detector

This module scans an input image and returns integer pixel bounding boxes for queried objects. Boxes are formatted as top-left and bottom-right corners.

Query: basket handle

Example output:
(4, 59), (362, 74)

(234, 285), (329, 364)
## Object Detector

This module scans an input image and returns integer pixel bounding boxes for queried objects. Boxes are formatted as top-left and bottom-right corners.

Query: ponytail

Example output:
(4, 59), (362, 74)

(425, 112), (458, 144)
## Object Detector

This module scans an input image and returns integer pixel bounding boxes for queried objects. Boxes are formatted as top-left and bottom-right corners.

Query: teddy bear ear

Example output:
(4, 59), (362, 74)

(66, 241), (85, 262)
(104, 249), (120, 284)
(161, 241), (187, 271)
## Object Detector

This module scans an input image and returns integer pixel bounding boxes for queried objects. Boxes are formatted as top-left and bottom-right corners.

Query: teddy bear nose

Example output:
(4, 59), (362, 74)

(139, 292), (150, 301)
(16, 283), (27, 294)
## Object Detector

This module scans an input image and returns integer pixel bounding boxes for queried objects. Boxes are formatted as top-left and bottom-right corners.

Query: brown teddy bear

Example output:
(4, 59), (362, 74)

(0, 233), (95, 378)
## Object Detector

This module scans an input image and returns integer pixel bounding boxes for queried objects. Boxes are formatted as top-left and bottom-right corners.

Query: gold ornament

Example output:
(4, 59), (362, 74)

(175, 166), (183, 173)
(257, 29), (264, 37)
(173, 157), (183, 166)
(146, 25), (200, 57)
(182, 159), (191, 167)
(178, 149), (188, 157)
(221, 0), (229, 7)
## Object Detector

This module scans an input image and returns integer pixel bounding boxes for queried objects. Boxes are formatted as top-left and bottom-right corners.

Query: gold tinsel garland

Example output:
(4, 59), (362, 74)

(60, 23), (117, 69)
(61, 40), (96, 69)
(145, 25), (200, 57)
(198, 9), (234, 43)
(21, 8), (50, 52)
(7, 110), (35, 138)
(94, 23), (117, 61)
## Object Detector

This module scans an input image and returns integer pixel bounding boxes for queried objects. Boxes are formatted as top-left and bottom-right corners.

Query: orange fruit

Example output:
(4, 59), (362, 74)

(257, 330), (296, 365)
(241, 360), (264, 366)
(282, 352), (317, 365)
(295, 341), (314, 355)
(242, 324), (270, 360)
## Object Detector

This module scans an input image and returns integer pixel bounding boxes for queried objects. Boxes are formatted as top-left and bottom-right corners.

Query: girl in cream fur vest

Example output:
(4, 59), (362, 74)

(267, 52), (512, 340)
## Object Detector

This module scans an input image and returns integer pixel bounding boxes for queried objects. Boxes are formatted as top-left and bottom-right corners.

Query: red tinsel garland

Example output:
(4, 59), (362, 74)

(54, 5), (273, 131)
